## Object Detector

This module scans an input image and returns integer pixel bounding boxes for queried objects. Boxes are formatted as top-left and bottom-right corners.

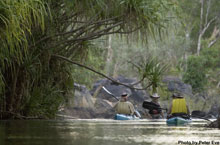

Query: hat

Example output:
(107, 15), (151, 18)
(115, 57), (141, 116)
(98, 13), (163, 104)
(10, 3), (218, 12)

(150, 93), (160, 98)
(172, 92), (183, 98)
(121, 92), (128, 97)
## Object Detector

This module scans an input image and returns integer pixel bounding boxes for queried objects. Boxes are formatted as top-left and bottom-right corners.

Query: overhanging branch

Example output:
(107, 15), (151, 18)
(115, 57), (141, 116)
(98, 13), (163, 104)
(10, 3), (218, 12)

(52, 54), (152, 90)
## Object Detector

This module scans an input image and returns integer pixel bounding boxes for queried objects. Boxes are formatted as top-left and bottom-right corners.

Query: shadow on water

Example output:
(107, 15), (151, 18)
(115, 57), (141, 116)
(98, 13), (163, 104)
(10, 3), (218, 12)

(0, 119), (220, 145)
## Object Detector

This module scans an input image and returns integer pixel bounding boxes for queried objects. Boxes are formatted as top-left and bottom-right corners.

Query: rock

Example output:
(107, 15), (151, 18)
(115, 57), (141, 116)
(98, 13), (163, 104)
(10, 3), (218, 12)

(207, 120), (219, 128)
(207, 103), (219, 118)
(208, 107), (220, 128)
(191, 110), (207, 117)
(72, 83), (94, 109)
(94, 98), (115, 118)
(163, 76), (192, 96)
(90, 76), (150, 117)
(91, 76), (149, 101)
(58, 83), (96, 119)
(60, 76), (196, 119)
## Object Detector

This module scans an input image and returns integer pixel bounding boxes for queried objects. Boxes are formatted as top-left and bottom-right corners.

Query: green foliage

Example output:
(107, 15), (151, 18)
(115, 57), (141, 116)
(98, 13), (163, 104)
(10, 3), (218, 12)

(0, 0), (53, 118)
(0, 0), (48, 66)
(133, 57), (168, 93)
(24, 85), (64, 118)
(157, 86), (171, 101)
(71, 43), (105, 88)
(201, 46), (220, 69)
(0, 0), (178, 119)
(183, 55), (207, 93)
(64, 0), (176, 42)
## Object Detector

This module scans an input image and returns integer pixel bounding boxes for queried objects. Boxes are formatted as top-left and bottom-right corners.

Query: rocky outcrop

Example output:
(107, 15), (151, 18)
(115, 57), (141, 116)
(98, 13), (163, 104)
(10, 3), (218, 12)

(207, 103), (219, 118)
(90, 76), (150, 118)
(58, 76), (150, 119)
(59, 75), (219, 120)
(163, 76), (193, 96)
(57, 83), (96, 119)
(93, 98), (115, 118)
(191, 103), (220, 119)
(191, 110), (207, 117)
(207, 108), (220, 128)
(72, 83), (94, 108)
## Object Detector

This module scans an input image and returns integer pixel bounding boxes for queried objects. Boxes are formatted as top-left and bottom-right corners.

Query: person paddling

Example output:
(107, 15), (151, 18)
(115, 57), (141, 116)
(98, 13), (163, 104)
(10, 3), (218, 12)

(114, 92), (138, 117)
(167, 92), (190, 119)
(148, 93), (164, 119)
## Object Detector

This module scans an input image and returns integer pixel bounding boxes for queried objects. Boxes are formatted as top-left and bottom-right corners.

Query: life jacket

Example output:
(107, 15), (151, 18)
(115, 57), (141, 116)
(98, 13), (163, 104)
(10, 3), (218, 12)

(171, 98), (187, 114)
(149, 101), (162, 114)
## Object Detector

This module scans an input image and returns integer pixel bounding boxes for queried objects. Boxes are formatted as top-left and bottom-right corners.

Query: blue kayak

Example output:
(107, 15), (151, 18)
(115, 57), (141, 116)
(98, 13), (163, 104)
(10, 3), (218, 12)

(115, 114), (140, 120)
(166, 117), (192, 126)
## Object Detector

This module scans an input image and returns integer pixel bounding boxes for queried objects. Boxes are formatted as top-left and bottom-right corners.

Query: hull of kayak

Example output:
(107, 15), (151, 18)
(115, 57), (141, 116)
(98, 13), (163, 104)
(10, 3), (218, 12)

(166, 117), (191, 126)
(115, 114), (140, 120)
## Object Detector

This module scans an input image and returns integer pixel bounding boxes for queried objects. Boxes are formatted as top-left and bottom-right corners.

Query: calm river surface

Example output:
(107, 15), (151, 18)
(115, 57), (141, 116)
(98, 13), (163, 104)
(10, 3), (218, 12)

(0, 119), (220, 145)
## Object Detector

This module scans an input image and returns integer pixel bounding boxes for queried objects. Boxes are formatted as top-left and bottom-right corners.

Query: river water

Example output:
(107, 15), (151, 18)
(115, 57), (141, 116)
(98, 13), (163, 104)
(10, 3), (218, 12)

(0, 119), (219, 145)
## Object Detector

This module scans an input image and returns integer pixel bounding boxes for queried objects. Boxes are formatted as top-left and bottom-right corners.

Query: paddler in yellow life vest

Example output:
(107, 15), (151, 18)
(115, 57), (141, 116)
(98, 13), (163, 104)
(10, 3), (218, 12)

(114, 92), (136, 116)
(167, 92), (190, 119)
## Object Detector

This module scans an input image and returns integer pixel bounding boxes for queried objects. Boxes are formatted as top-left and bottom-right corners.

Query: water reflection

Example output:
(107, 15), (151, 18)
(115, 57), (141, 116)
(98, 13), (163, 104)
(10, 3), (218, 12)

(0, 119), (219, 145)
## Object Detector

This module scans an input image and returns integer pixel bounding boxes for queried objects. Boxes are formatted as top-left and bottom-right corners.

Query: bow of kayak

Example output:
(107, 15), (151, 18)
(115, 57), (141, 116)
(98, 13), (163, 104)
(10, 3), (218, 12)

(166, 117), (192, 126)
(115, 114), (140, 120)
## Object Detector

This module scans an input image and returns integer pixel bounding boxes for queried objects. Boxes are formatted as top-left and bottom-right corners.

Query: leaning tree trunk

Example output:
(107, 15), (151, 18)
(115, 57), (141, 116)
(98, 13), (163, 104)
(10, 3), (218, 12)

(197, 0), (217, 55)
(218, 107), (220, 128)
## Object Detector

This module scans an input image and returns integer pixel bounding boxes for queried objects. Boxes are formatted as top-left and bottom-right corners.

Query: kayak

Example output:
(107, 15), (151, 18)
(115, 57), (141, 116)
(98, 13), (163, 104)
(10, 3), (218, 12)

(115, 114), (140, 120)
(167, 117), (191, 126)
(166, 117), (192, 126)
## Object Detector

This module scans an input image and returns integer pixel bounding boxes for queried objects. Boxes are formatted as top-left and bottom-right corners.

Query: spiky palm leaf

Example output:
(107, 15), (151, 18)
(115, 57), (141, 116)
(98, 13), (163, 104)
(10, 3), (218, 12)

(0, 0), (47, 66)
(135, 57), (168, 93)
(0, 0), (49, 118)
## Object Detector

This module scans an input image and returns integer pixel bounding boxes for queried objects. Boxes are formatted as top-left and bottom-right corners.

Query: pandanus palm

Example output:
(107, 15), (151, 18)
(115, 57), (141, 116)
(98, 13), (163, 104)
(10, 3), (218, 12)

(134, 57), (168, 93)
(0, 0), (48, 117)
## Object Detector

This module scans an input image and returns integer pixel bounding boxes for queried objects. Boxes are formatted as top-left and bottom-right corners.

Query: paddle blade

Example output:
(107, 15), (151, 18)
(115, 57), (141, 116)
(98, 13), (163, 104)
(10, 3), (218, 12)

(102, 86), (113, 95)
(142, 101), (161, 110)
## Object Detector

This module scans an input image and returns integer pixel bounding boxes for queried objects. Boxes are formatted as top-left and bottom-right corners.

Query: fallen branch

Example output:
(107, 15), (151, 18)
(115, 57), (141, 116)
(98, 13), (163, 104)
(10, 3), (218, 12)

(52, 54), (152, 90)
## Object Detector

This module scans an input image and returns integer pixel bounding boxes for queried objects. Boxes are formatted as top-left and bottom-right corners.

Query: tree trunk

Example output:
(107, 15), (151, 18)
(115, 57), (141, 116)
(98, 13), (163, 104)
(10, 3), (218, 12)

(208, 26), (220, 48)
(197, 0), (204, 55)
(105, 35), (113, 76)
(218, 107), (220, 128)
(197, 0), (216, 55)
(197, 34), (202, 55)
(113, 61), (120, 78)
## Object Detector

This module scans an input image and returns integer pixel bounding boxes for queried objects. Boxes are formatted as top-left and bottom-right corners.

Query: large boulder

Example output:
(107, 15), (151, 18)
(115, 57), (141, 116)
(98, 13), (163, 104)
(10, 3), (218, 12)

(207, 103), (219, 118)
(94, 98), (115, 119)
(90, 76), (150, 117)
(191, 110), (207, 117)
(58, 83), (96, 119)
(163, 76), (193, 96)
(72, 83), (94, 108)
(90, 76), (149, 101)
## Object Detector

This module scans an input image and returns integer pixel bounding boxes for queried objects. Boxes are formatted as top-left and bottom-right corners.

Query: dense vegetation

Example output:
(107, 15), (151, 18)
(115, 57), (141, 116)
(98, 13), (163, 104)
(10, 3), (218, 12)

(0, 0), (219, 119)
(0, 0), (175, 119)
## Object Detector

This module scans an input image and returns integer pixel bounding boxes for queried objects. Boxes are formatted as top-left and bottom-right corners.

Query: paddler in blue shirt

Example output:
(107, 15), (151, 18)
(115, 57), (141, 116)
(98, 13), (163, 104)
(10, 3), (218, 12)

(167, 92), (190, 119)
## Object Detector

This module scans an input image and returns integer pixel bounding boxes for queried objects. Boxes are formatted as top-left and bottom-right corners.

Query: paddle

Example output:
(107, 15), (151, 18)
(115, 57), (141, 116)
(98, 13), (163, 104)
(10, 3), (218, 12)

(102, 86), (119, 101)
(142, 100), (167, 112)
(102, 86), (141, 118)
